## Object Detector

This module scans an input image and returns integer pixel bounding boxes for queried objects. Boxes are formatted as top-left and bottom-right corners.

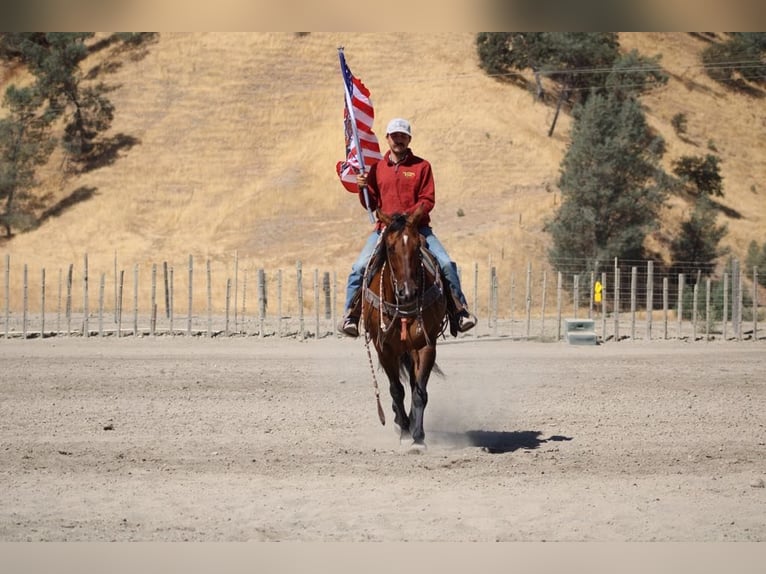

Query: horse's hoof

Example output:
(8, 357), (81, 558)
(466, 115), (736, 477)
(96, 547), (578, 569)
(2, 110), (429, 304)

(394, 424), (412, 443)
(408, 442), (427, 454)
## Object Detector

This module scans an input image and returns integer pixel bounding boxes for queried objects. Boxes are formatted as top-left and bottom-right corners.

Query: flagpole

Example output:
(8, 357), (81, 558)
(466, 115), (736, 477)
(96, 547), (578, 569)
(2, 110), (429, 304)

(338, 47), (375, 223)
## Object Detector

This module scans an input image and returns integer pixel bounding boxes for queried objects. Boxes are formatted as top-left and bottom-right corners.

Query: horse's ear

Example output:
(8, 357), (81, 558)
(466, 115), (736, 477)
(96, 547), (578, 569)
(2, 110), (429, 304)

(408, 205), (424, 228)
(377, 210), (392, 226)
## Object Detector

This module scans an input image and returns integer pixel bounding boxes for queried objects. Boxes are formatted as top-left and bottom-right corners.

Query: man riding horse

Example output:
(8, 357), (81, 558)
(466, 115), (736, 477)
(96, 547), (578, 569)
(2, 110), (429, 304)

(338, 117), (477, 338)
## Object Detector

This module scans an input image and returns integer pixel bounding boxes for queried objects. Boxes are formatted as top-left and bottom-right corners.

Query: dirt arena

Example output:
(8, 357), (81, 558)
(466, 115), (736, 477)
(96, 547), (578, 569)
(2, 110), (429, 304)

(1, 334), (764, 542)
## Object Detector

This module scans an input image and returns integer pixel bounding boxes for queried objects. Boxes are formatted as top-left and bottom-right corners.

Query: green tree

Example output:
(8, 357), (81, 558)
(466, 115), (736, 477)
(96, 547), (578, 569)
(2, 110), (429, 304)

(546, 92), (668, 269)
(604, 49), (668, 100)
(745, 239), (766, 287)
(476, 33), (621, 136)
(702, 32), (766, 88)
(0, 33), (114, 162)
(672, 154), (723, 197)
(669, 196), (728, 276)
(0, 85), (56, 237)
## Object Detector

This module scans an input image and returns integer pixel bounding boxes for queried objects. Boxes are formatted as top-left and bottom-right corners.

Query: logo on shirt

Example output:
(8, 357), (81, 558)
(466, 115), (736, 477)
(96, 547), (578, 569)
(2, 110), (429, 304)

(402, 171), (416, 178)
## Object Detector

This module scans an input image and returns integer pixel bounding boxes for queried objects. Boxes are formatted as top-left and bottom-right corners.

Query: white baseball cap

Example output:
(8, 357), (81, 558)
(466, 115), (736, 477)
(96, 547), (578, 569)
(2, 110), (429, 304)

(386, 118), (412, 137)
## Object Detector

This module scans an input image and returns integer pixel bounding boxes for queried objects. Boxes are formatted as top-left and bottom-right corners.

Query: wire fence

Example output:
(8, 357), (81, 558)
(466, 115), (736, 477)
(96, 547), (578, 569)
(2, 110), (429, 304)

(1, 252), (763, 342)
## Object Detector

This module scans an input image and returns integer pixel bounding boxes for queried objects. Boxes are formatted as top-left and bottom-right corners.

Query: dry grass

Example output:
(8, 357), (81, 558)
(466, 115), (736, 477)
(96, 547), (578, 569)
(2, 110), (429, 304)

(2, 33), (764, 313)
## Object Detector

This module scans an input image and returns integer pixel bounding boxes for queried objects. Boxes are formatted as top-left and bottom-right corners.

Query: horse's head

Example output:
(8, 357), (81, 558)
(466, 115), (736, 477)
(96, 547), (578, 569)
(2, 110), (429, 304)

(378, 206), (424, 303)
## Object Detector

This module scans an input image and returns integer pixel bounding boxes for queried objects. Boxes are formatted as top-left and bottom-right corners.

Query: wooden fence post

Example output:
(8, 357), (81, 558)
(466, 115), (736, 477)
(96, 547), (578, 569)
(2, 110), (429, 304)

(57, 268), (62, 336)
(332, 271), (338, 336)
(314, 269), (320, 338)
(600, 271), (607, 341)
(754, 266), (759, 341)
(225, 278), (231, 336)
(630, 266), (637, 340)
(737, 265), (744, 341)
(677, 273), (685, 339)
(662, 277), (669, 340)
(692, 281), (699, 341)
(491, 266), (498, 337)
(169, 266), (174, 336)
(573, 274), (579, 320)
(731, 260), (740, 340)
(509, 272), (516, 339)
(40, 268), (46, 339)
(472, 262), (479, 326)
(323, 271), (331, 320)
(22, 264), (28, 339)
(472, 261), (479, 332)
(154, 270), (160, 337)
(277, 269), (283, 338)
(83, 254), (89, 338)
(705, 277), (711, 341)
(540, 270), (547, 340)
(241, 267), (248, 333)
(721, 273), (729, 341)
(525, 262), (531, 339)
(133, 264), (139, 337)
(163, 261), (170, 319)
(117, 269), (124, 338)
(233, 250), (239, 332)
(296, 261), (304, 341)
(487, 258), (494, 329)
(187, 254), (193, 337)
(3, 254), (9, 338)
(206, 259), (212, 337)
(113, 251), (118, 323)
(646, 261), (654, 341)
(556, 271), (562, 341)
(98, 273), (106, 337)
(258, 268), (266, 338)
(613, 266), (620, 341)
(66, 264), (73, 336)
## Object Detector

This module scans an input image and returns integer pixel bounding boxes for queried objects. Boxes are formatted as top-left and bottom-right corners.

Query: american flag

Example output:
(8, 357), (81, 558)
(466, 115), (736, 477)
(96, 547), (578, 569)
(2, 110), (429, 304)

(336, 49), (382, 194)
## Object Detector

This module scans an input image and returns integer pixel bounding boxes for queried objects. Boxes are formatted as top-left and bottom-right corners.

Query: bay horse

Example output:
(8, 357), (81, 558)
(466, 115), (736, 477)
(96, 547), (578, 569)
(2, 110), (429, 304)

(361, 205), (448, 451)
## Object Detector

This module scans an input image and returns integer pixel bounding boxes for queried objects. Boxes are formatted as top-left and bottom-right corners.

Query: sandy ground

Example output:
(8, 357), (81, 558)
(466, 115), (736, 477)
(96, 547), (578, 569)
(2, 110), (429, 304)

(0, 334), (764, 542)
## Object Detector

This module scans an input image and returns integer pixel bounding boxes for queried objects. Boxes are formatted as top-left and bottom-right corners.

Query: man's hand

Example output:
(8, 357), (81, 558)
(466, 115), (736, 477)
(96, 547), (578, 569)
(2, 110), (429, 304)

(356, 173), (368, 188)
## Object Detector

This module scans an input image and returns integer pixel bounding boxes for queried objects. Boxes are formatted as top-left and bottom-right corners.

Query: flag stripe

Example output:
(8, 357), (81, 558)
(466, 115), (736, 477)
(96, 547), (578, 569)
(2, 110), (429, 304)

(337, 51), (382, 194)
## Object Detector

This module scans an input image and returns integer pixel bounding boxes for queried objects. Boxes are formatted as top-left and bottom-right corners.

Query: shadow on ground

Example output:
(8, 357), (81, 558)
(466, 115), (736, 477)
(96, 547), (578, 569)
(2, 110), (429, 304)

(428, 429), (573, 454)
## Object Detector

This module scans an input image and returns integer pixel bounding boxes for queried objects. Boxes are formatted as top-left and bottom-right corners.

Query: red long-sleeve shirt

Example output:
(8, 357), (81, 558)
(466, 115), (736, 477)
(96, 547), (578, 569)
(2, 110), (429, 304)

(360, 149), (435, 230)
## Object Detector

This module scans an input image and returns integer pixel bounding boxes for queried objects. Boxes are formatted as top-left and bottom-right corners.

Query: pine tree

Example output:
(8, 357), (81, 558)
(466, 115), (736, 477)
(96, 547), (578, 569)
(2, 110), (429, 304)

(0, 85), (56, 237)
(702, 33), (766, 88)
(1, 33), (114, 163)
(669, 196), (728, 276)
(745, 239), (766, 287)
(672, 154), (724, 197)
(476, 33), (671, 138)
(546, 92), (668, 270)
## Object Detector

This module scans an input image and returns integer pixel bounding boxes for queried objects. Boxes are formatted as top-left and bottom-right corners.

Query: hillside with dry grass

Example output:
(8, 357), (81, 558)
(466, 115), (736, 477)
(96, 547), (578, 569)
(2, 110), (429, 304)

(1, 32), (764, 311)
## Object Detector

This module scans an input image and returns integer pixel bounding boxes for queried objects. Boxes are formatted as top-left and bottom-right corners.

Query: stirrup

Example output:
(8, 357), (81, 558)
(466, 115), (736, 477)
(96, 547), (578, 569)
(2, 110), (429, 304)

(457, 312), (476, 333)
(338, 316), (359, 338)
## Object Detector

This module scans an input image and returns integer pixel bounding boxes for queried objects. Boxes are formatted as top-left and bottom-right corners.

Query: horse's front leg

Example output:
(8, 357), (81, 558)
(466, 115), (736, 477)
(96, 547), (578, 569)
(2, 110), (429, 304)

(379, 347), (409, 440)
(409, 346), (436, 448)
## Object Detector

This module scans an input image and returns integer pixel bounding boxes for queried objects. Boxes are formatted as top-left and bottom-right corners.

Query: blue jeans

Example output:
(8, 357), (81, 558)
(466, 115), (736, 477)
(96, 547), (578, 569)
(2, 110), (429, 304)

(343, 227), (468, 313)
